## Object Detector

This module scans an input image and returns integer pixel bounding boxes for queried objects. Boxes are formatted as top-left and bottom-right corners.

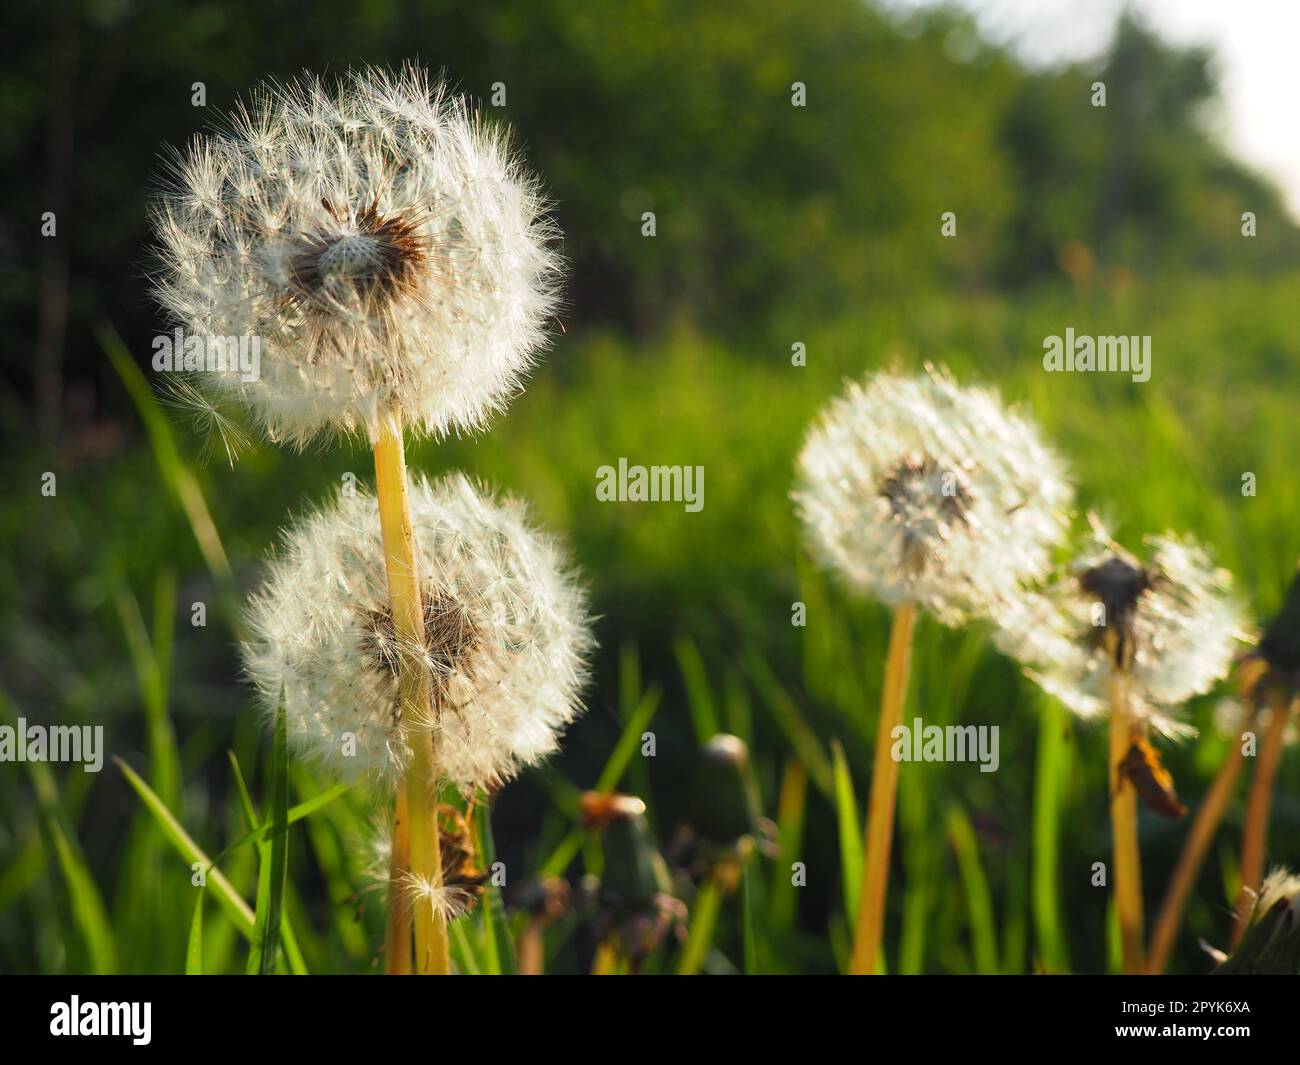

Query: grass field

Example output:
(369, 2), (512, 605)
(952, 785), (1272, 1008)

(2, 271), (1297, 974)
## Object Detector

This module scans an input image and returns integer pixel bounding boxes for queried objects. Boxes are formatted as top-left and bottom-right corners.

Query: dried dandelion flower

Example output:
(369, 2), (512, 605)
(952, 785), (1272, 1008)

(582, 793), (687, 966)
(400, 805), (489, 921)
(673, 734), (777, 892)
(152, 65), (560, 449)
(793, 366), (1072, 624)
(242, 474), (593, 792)
(995, 517), (1247, 738)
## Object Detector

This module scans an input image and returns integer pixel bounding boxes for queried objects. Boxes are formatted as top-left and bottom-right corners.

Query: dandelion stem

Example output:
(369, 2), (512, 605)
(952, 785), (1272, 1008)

(1230, 692), (1293, 946)
(849, 600), (917, 975)
(1108, 672), (1144, 974)
(374, 414), (450, 976)
(383, 784), (413, 974)
(1146, 707), (1251, 974)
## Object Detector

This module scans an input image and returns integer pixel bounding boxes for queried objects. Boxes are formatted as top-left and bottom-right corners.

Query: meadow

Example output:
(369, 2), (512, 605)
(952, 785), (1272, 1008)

(3, 270), (1296, 974)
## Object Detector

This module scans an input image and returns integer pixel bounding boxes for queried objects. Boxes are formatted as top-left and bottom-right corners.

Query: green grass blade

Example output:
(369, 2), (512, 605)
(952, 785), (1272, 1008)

(540, 829), (585, 878)
(114, 578), (181, 809)
(98, 322), (241, 632)
(476, 801), (516, 975)
(228, 750), (259, 830)
(947, 806), (999, 975)
(831, 741), (862, 929)
(742, 865), (758, 975)
(186, 887), (205, 975)
(450, 919), (482, 975)
(767, 759), (807, 937)
(246, 693), (289, 975)
(618, 641), (641, 716)
(741, 650), (834, 796)
(219, 779), (350, 861)
(32, 767), (118, 972)
(1032, 696), (1071, 972)
(595, 686), (662, 793)
(675, 875), (723, 975)
(1, 690), (116, 972)
(114, 757), (255, 938)
(674, 636), (719, 744)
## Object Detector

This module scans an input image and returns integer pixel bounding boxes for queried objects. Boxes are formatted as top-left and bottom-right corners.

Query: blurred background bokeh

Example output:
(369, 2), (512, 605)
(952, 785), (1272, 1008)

(1, 0), (1297, 974)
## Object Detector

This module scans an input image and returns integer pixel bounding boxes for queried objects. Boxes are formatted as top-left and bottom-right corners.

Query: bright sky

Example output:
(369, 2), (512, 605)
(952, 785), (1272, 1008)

(886, 0), (1300, 218)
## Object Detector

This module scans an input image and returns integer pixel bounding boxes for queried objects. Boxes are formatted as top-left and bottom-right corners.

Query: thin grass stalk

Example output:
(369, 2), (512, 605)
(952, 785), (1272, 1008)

(1230, 691), (1293, 946)
(1108, 672), (1143, 973)
(1146, 710), (1251, 974)
(374, 414), (450, 975)
(518, 920), (545, 975)
(849, 600), (917, 975)
(676, 872), (725, 975)
(591, 939), (620, 975)
(1032, 695), (1069, 972)
(383, 784), (413, 974)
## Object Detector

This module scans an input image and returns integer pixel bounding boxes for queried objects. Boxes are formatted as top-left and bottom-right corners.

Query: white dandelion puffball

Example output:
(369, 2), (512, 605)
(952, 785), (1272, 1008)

(793, 366), (1073, 624)
(242, 474), (594, 792)
(993, 519), (1247, 738)
(153, 65), (561, 448)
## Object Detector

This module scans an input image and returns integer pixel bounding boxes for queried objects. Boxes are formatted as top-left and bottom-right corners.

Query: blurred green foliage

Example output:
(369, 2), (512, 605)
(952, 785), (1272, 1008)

(1, 2), (1294, 408)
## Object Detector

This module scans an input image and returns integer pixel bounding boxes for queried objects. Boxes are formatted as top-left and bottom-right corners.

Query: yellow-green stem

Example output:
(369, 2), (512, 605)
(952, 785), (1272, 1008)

(676, 872), (725, 975)
(1147, 710), (1250, 974)
(1108, 673), (1143, 974)
(383, 784), (413, 975)
(518, 920), (546, 976)
(1230, 692), (1292, 946)
(374, 415), (450, 976)
(591, 939), (621, 975)
(849, 600), (917, 975)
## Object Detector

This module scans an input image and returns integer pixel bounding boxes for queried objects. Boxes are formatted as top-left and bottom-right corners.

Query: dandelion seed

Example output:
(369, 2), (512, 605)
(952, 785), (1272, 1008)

(241, 473), (594, 793)
(157, 375), (254, 466)
(152, 65), (561, 449)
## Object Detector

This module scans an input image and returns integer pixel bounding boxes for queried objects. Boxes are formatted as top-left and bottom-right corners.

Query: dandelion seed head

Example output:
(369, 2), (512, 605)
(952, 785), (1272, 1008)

(241, 474), (594, 791)
(793, 366), (1072, 624)
(152, 65), (561, 448)
(994, 518), (1247, 738)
